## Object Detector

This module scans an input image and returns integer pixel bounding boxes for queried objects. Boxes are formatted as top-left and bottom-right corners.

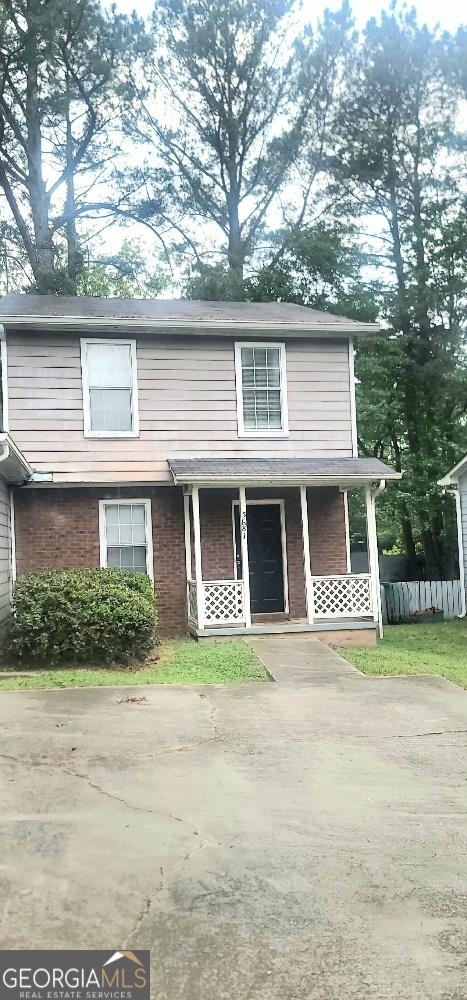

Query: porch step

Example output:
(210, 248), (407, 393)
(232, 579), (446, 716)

(251, 612), (290, 624)
(191, 618), (377, 643)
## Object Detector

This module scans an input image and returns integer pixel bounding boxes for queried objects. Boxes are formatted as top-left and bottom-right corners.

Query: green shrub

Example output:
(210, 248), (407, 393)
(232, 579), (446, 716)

(6, 568), (157, 666)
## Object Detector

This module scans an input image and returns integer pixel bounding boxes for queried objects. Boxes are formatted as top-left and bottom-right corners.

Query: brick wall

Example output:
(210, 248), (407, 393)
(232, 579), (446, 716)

(200, 490), (235, 579)
(13, 483), (348, 633)
(308, 487), (348, 576)
(14, 486), (187, 635)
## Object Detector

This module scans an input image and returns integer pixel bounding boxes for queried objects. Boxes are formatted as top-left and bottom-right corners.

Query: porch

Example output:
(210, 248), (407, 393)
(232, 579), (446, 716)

(169, 457), (401, 643)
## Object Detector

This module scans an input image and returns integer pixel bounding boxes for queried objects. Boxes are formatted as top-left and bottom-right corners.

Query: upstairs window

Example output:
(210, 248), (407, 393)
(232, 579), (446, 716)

(81, 339), (138, 437)
(99, 500), (153, 578)
(235, 342), (288, 436)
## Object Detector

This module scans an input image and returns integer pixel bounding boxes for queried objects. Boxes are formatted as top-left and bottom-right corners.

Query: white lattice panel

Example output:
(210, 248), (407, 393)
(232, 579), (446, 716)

(203, 580), (245, 625)
(187, 580), (198, 624)
(312, 575), (373, 618)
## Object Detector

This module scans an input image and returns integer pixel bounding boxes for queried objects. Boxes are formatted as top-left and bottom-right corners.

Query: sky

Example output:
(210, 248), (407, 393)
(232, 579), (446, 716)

(114, 0), (466, 32)
(100, 0), (467, 294)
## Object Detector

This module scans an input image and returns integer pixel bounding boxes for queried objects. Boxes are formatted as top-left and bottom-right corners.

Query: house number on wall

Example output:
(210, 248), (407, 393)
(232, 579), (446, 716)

(241, 513), (247, 537)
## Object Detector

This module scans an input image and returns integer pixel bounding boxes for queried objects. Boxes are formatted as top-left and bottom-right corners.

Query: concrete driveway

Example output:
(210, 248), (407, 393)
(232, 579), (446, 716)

(1, 637), (467, 1000)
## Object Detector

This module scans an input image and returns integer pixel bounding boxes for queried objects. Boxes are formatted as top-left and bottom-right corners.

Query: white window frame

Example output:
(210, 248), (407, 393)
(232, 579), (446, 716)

(99, 499), (154, 581)
(81, 338), (139, 438)
(234, 341), (289, 438)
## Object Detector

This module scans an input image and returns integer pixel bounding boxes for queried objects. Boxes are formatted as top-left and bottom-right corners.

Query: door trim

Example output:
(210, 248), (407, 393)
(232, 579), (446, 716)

(232, 499), (289, 615)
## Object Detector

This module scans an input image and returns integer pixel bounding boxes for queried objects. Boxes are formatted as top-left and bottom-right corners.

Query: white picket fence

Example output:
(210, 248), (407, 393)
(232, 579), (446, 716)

(381, 580), (463, 624)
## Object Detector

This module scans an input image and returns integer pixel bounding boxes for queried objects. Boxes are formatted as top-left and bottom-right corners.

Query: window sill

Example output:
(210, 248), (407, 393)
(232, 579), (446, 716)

(84, 430), (140, 439)
(237, 430), (289, 439)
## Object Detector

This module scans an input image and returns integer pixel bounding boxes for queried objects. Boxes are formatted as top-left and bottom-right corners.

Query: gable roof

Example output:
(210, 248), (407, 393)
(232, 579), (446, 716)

(0, 295), (379, 336)
(438, 454), (467, 486)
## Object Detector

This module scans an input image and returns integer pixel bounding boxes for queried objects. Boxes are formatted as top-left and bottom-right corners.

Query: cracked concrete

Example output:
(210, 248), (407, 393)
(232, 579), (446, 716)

(0, 639), (467, 999)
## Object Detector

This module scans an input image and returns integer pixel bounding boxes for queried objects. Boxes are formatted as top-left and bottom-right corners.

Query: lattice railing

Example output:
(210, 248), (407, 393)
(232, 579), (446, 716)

(203, 580), (245, 625)
(311, 574), (373, 619)
(187, 580), (198, 624)
(187, 579), (245, 627)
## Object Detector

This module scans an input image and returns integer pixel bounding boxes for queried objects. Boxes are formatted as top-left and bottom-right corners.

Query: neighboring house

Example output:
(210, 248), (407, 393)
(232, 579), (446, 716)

(0, 295), (400, 645)
(438, 457), (467, 618)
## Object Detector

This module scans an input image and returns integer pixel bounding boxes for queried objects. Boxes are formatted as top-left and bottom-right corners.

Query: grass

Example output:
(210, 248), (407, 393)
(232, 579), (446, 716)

(338, 620), (467, 689)
(0, 639), (269, 691)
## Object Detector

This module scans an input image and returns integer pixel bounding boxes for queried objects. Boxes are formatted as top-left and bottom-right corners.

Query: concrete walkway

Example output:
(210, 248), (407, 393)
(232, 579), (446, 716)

(1, 653), (467, 998)
(249, 633), (363, 685)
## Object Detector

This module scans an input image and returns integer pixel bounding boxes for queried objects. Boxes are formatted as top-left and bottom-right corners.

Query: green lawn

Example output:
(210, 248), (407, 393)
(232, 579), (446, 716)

(0, 639), (268, 691)
(339, 620), (467, 689)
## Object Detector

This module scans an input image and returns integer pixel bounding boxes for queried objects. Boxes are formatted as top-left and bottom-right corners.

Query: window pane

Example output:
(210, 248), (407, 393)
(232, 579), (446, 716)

(253, 347), (267, 366)
(267, 368), (280, 387)
(104, 503), (147, 548)
(131, 504), (145, 524)
(107, 545), (147, 571)
(241, 347), (254, 366)
(266, 348), (280, 367)
(255, 390), (270, 427)
(119, 524), (134, 545)
(267, 390), (282, 427)
(242, 389), (257, 429)
(106, 524), (120, 545)
(254, 368), (268, 387)
(87, 343), (131, 388)
(240, 344), (283, 431)
(105, 504), (120, 525)
(90, 388), (132, 432)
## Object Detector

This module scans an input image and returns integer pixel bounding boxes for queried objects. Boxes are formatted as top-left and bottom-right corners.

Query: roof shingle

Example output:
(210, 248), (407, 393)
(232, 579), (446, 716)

(169, 457), (400, 482)
(0, 294), (379, 334)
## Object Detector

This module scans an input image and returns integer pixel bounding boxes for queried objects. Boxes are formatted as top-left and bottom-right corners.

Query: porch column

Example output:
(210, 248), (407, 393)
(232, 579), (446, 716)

(183, 491), (192, 582)
(239, 486), (251, 627)
(365, 484), (382, 636)
(192, 486), (205, 630)
(455, 488), (467, 617)
(300, 485), (314, 624)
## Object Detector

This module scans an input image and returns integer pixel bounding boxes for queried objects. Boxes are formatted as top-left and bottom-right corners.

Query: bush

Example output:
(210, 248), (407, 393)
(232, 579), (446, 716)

(6, 568), (157, 666)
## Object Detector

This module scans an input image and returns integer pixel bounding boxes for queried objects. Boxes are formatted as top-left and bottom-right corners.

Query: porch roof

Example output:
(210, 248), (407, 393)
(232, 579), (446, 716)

(169, 457), (400, 487)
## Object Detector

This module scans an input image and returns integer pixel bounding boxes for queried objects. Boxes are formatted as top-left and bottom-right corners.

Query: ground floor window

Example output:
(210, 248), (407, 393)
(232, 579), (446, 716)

(99, 499), (153, 579)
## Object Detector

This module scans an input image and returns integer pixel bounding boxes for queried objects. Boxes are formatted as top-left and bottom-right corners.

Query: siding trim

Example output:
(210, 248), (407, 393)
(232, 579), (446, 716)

(455, 488), (467, 616)
(81, 338), (140, 439)
(98, 498), (154, 581)
(348, 337), (358, 457)
(9, 488), (15, 594)
(1, 335), (9, 432)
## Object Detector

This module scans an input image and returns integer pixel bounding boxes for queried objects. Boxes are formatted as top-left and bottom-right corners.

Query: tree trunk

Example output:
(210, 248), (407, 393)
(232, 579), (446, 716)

(226, 188), (244, 288)
(25, 6), (54, 284)
(65, 74), (79, 293)
(401, 514), (419, 579)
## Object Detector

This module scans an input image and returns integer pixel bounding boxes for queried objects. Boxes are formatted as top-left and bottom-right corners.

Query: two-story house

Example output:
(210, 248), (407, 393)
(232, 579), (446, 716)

(0, 295), (400, 645)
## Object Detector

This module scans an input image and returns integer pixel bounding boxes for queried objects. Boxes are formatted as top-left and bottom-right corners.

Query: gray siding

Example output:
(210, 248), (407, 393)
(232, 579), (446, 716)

(459, 472), (467, 601)
(7, 332), (354, 483)
(0, 477), (11, 633)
